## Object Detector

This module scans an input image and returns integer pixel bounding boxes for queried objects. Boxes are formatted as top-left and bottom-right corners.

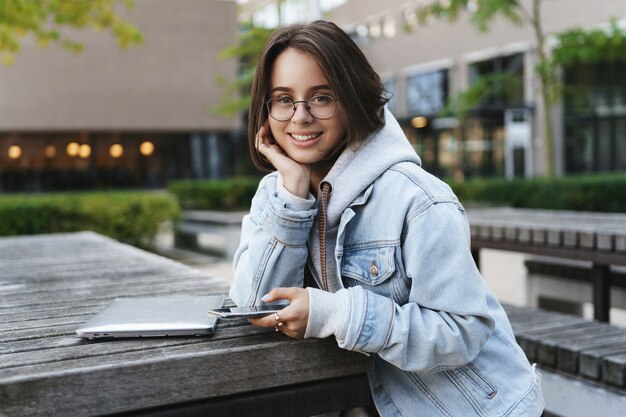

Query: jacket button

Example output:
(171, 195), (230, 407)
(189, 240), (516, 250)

(369, 261), (379, 276)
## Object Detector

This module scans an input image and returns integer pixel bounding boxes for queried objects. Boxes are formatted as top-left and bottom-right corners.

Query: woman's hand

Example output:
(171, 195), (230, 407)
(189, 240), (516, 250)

(256, 121), (311, 198)
(248, 287), (309, 339)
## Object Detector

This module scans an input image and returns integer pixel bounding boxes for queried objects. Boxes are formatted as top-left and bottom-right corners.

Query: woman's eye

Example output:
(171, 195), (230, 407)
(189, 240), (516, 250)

(276, 97), (292, 104)
(311, 95), (330, 104)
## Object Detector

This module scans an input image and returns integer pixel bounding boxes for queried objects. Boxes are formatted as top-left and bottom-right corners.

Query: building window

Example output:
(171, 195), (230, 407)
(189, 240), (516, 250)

(468, 53), (525, 109)
(406, 69), (448, 115)
(564, 60), (626, 173)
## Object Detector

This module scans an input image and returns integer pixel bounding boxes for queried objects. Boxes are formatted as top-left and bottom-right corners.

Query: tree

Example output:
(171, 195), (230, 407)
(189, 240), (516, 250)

(422, 0), (558, 177)
(211, 24), (274, 117)
(0, 0), (143, 66)
(440, 72), (523, 120)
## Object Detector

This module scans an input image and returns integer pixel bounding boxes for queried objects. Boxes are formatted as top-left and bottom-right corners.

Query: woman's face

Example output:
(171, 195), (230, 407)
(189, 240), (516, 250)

(267, 48), (345, 165)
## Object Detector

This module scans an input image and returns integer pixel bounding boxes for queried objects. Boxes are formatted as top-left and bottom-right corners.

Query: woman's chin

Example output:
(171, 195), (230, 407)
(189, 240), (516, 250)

(285, 151), (329, 165)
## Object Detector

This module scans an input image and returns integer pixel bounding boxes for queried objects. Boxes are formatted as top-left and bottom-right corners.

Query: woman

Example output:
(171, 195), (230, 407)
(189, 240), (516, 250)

(230, 20), (544, 417)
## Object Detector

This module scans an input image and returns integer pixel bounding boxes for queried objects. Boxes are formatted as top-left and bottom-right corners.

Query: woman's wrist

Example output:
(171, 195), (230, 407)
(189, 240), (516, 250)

(282, 176), (310, 198)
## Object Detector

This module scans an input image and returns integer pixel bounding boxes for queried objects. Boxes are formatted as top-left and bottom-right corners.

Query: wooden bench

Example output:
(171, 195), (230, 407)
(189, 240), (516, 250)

(506, 304), (626, 387)
(467, 207), (626, 322)
(524, 256), (626, 317)
(0, 232), (371, 417)
(505, 304), (626, 417)
(3, 231), (625, 416)
(174, 210), (247, 259)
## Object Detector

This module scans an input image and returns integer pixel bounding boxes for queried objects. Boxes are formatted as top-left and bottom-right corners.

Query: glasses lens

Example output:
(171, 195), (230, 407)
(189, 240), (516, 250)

(308, 95), (336, 119)
(267, 98), (294, 121)
(267, 95), (337, 121)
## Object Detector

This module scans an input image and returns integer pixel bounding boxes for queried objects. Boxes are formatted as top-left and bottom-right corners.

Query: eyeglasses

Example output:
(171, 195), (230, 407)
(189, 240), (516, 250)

(266, 94), (337, 122)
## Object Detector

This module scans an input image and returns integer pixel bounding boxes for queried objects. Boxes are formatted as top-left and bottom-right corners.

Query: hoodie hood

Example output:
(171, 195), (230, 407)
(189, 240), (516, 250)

(321, 107), (421, 229)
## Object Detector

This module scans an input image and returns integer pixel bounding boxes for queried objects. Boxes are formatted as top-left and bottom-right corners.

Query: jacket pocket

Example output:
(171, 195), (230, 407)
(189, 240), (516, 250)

(445, 363), (499, 417)
(341, 245), (396, 286)
(454, 364), (498, 399)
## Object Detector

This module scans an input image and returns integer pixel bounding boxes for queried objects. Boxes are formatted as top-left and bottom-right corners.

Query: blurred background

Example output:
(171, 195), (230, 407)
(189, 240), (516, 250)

(1, 2), (626, 415)
(1, 0), (625, 190)
(1, 0), (625, 318)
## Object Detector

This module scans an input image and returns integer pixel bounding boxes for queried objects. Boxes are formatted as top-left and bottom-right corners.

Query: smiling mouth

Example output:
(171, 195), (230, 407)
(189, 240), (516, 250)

(289, 133), (322, 141)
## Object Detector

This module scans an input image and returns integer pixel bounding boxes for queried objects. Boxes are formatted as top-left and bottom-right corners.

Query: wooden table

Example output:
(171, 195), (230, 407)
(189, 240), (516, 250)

(467, 207), (626, 322)
(0, 232), (371, 417)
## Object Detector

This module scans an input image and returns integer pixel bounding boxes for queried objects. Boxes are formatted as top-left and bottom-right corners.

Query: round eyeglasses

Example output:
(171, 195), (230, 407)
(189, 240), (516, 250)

(266, 94), (337, 122)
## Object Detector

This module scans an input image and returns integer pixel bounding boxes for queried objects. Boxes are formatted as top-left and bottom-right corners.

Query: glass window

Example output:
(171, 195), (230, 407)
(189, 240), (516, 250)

(468, 53), (524, 108)
(406, 70), (448, 115)
(598, 120), (612, 171)
(461, 118), (505, 177)
(563, 60), (626, 173)
(617, 120), (626, 170)
(564, 119), (594, 173)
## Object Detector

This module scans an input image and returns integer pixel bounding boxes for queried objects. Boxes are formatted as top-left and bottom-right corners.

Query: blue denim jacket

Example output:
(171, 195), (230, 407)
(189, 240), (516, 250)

(231, 109), (544, 416)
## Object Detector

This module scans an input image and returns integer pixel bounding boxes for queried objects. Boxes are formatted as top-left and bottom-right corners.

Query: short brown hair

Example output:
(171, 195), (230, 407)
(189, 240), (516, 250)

(248, 20), (388, 172)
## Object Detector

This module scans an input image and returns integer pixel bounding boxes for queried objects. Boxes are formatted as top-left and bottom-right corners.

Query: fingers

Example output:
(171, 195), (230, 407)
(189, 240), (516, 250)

(261, 287), (301, 303)
(255, 123), (283, 160)
(249, 287), (309, 339)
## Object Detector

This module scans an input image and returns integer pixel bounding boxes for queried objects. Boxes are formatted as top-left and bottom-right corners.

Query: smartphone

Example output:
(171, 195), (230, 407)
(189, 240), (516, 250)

(207, 301), (290, 319)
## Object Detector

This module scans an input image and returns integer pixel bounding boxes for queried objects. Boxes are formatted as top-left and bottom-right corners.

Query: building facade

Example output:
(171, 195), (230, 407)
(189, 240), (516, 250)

(242, 0), (626, 179)
(0, 0), (242, 192)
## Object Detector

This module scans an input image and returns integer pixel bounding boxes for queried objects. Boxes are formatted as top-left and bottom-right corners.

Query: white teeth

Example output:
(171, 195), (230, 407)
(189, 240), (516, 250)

(290, 133), (321, 141)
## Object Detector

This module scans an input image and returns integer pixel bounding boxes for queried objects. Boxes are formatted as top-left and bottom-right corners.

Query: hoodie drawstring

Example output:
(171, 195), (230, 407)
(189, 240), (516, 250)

(318, 182), (331, 291)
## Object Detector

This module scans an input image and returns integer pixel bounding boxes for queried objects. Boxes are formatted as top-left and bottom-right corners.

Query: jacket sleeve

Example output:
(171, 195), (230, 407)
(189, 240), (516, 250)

(230, 174), (317, 306)
(307, 201), (495, 373)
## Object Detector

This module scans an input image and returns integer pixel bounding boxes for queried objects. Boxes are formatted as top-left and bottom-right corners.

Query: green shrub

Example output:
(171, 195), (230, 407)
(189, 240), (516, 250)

(449, 172), (626, 212)
(0, 191), (180, 249)
(167, 177), (261, 210)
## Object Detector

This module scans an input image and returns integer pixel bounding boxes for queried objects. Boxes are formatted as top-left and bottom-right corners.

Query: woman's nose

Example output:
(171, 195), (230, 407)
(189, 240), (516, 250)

(291, 102), (313, 124)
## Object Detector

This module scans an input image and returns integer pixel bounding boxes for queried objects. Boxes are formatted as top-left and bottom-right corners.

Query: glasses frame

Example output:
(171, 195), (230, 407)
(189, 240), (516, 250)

(265, 94), (338, 122)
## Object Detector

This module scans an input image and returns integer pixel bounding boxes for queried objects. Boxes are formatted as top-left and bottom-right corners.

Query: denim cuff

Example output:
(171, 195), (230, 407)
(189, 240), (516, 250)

(262, 191), (317, 246)
(341, 286), (395, 353)
(277, 184), (316, 212)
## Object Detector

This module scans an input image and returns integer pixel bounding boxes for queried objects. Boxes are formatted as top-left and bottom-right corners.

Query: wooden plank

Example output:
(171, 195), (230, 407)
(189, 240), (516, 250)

(110, 374), (371, 417)
(1, 324), (266, 368)
(602, 352), (626, 388)
(0, 335), (371, 417)
(0, 283), (227, 311)
(513, 318), (593, 360)
(580, 343), (626, 380)
(532, 322), (604, 367)
(544, 326), (626, 374)
(557, 332), (626, 375)
(466, 208), (626, 256)
(470, 238), (626, 265)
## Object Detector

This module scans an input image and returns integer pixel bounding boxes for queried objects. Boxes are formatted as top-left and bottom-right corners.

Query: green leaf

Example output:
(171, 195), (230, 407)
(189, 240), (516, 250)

(0, 0), (143, 65)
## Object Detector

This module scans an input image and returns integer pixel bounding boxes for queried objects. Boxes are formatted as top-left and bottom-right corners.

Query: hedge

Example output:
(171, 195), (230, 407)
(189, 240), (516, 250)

(448, 172), (626, 213)
(167, 177), (261, 210)
(0, 191), (180, 250)
(166, 173), (626, 213)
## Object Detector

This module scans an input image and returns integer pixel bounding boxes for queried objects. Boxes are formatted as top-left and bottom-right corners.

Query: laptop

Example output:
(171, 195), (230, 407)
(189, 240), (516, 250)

(75, 294), (224, 339)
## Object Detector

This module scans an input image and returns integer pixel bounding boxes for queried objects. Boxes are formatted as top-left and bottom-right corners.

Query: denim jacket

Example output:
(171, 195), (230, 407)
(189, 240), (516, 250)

(230, 109), (544, 416)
